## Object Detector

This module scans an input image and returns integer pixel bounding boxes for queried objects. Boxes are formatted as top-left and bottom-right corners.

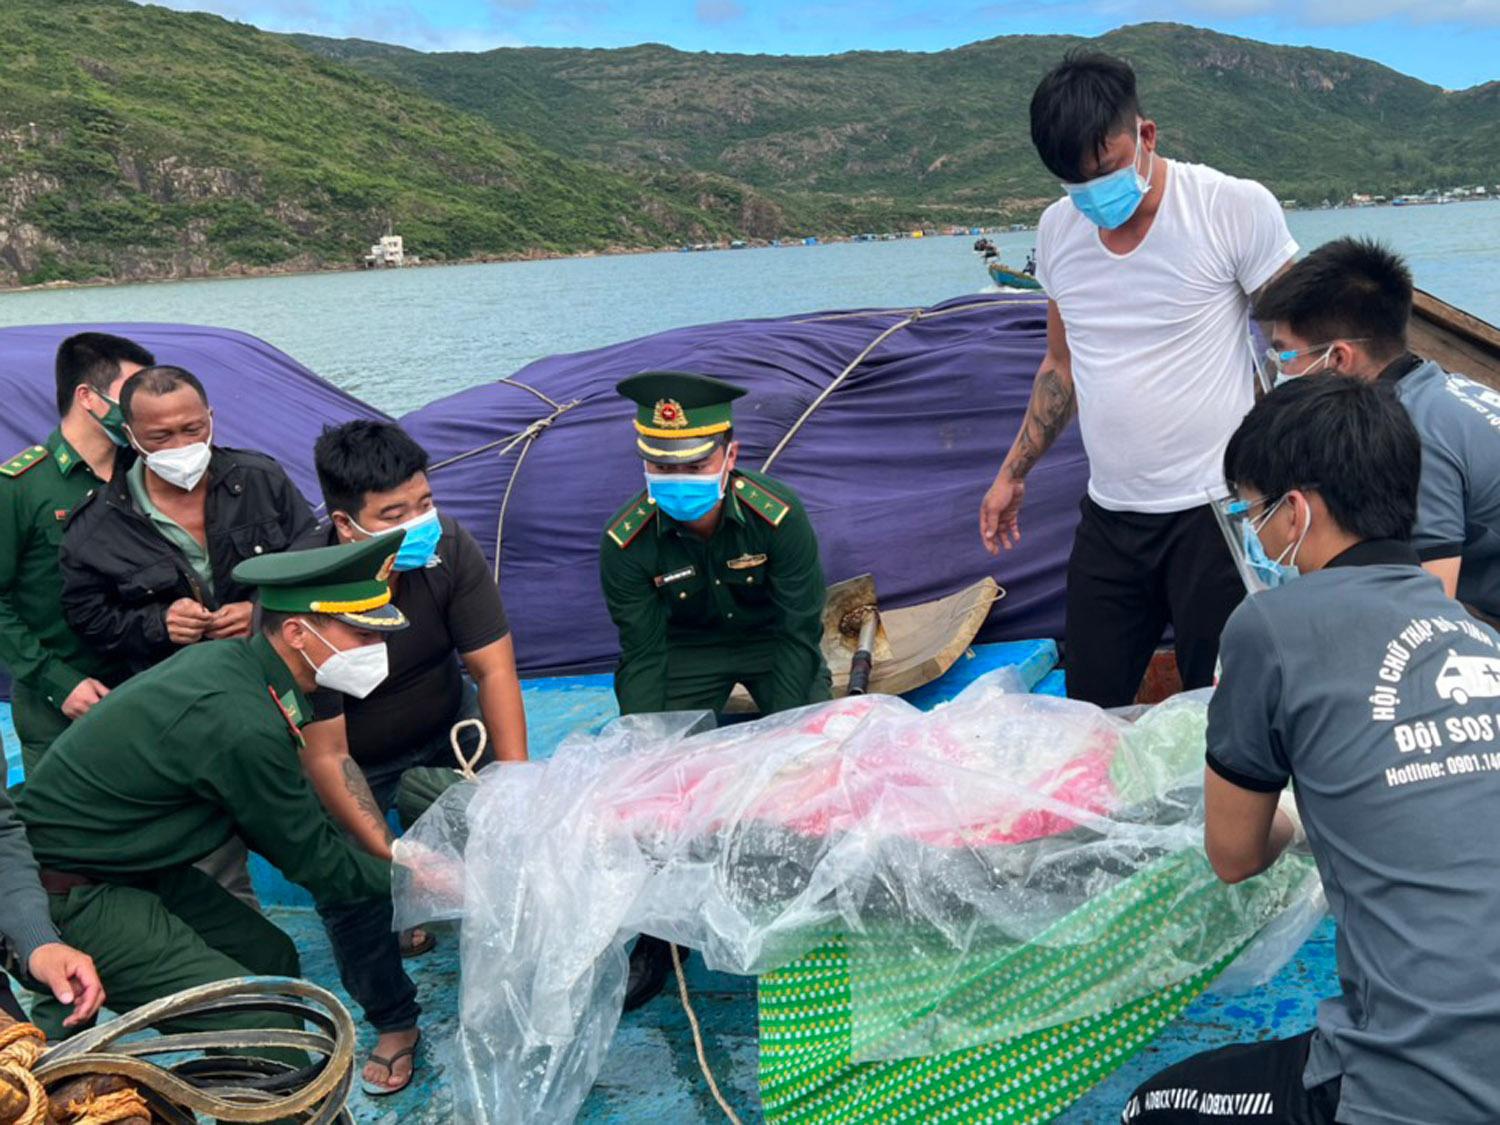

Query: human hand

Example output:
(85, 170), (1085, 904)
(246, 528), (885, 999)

(60, 677), (110, 720)
(980, 473), (1026, 555)
(27, 942), (105, 1028)
(206, 601), (254, 640)
(165, 598), (213, 645)
(1276, 789), (1310, 855)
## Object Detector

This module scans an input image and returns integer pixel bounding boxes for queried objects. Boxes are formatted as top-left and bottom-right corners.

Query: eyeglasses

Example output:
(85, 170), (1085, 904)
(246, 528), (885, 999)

(1258, 339), (1371, 384)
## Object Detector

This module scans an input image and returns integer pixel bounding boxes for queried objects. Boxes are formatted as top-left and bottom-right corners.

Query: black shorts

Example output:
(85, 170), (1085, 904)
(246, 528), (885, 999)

(1065, 496), (1244, 707)
(1122, 1031), (1340, 1124)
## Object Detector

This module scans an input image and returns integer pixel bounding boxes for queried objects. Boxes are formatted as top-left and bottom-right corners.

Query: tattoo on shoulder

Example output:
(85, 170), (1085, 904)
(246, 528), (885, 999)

(341, 756), (392, 842)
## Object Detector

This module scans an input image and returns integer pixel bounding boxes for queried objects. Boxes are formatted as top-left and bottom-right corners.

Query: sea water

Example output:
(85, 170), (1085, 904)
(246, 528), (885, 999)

(1, 201), (1496, 415)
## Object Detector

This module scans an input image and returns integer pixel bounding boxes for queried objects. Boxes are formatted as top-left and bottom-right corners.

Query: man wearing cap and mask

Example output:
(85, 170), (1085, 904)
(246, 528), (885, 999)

(0, 332), (153, 773)
(14, 534), (404, 1053)
(59, 364), (318, 678)
(600, 371), (831, 1007)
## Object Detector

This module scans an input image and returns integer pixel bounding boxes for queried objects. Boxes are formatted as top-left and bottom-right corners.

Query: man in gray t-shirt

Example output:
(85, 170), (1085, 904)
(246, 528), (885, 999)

(1251, 236), (1500, 620)
(1125, 375), (1500, 1124)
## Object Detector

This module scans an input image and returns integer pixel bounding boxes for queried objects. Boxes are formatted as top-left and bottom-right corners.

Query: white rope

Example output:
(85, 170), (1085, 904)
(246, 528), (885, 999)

(672, 944), (743, 1125)
(449, 718), (488, 780)
(761, 311), (923, 472)
(763, 295), (1046, 472)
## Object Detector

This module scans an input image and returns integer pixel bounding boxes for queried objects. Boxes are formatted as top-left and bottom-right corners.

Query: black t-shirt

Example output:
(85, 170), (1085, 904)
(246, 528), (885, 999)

(305, 516), (509, 764)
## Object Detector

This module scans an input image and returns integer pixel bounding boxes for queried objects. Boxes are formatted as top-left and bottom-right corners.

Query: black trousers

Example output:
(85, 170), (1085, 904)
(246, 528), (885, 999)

(1123, 1031), (1340, 1124)
(1065, 497), (1244, 708)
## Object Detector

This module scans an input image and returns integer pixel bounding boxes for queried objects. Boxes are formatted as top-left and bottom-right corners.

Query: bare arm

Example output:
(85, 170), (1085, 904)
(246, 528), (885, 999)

(1003, 302), (1077, 481)
(1203, 769), (1294, 884)
(463, 634), (529, 763)
(1423, 556), (1461, 600)
(299, 716), (393, 861)
(980, 300), (1077, 553)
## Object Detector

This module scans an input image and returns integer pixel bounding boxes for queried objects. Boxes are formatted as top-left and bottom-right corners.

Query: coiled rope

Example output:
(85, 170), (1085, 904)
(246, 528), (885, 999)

(26, 976), (357, 1124)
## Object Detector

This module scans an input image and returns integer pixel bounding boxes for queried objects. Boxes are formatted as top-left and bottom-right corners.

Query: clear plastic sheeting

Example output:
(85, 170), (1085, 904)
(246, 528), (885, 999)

(392, 671), (1323, 1124)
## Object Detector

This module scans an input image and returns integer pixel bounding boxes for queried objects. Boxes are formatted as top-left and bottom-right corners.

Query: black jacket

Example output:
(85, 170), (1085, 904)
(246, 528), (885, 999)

(60, 446), (318, 673)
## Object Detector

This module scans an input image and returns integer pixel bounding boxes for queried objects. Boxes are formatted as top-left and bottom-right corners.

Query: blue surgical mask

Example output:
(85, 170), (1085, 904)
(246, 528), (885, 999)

(645, 466), (726, 523)
(1062, 123), (1154, 230)
(1231, 495), (1309, 589)
(352, 507), (442, 571)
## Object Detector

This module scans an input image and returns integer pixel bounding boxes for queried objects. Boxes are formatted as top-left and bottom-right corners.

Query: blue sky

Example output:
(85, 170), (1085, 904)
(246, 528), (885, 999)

(149, 0), (1499, 90)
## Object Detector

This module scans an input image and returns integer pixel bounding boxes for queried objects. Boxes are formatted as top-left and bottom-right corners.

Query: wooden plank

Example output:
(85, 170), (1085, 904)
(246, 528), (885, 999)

(1411, 287), (1500, 389)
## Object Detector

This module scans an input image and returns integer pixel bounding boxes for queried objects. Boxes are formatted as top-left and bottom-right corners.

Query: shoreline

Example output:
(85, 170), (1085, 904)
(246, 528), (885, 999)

(0, 226), (1043, 297)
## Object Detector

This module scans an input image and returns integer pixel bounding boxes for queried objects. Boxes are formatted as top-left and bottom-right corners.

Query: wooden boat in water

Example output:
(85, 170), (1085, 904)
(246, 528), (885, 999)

(987, 259), (1042, 290)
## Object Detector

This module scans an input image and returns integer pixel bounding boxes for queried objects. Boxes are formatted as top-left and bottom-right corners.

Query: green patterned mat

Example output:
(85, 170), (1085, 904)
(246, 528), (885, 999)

(757, 849), (1313, 1124)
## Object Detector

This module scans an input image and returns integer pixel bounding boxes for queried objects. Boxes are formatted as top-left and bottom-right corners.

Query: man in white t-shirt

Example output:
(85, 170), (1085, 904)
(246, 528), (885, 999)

(979, 50), (1297, 706)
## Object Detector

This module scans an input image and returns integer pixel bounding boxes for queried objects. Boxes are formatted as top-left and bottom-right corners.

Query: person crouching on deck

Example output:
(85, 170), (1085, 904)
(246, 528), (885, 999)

(599, 370), (831, 1010)
(1123, 374), (1500, 1124)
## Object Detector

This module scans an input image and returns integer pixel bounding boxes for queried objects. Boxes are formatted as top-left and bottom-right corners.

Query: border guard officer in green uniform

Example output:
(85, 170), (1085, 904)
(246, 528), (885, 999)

(0, 333), (154, 774)
(15, 533), (405, 1051)
(600, 371), (831, 1008)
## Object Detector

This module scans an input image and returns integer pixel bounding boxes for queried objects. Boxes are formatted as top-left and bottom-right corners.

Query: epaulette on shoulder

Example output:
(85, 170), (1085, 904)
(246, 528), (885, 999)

(606, 491), (658, 549)
(733, 472), (791, 527)
(0, 445), (48, 479)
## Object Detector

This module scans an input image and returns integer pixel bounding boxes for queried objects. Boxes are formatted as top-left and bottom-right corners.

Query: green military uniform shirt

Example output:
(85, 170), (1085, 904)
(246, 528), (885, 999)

(0, 431), (123, 714)
(17, 631), (389, 907)
(600, 467), (830, 716)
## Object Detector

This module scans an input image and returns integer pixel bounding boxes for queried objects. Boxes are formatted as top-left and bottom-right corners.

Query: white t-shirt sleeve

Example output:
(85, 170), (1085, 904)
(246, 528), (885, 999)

(1033, 200), (1063, 293)
(1214, 176), (1298, 296)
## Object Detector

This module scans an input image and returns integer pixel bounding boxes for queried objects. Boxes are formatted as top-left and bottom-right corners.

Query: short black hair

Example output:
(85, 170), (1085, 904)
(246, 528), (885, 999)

(1252, 237), (1412, 362)
(257, 607), (332, 636)
(1030, 50), (1141, 183)
(118, 365), (210, 423)
(1223, 374), (1419, 542)
(314, 420), (431, 518)
(54, 332), (155, 417)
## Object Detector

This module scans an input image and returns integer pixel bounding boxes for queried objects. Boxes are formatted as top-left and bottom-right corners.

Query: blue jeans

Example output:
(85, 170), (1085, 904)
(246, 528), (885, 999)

(315, 684), (484, 1033)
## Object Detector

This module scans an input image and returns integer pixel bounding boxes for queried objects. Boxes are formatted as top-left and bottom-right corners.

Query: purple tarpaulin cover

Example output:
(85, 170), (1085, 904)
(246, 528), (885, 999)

(400, 293), (1090, 676)
(0, 298), (1091, 686)
(0, 323), (389, 503)
(0, 322), (389, 700)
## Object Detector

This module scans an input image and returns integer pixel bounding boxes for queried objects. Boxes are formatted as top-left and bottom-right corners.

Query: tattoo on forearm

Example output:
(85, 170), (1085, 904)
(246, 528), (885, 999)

(341, 757), (393, 843)
(1007, 367), (1076, 481)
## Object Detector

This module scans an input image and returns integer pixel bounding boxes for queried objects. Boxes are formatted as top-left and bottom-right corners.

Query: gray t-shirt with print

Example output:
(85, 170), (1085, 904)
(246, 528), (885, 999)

(1207, 541), (1500, 1125)
(1387, 355), (1500, 616)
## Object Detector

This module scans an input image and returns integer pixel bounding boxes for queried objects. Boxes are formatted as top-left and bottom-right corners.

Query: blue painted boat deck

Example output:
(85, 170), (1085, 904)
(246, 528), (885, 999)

(2, 642), (1339, 1122)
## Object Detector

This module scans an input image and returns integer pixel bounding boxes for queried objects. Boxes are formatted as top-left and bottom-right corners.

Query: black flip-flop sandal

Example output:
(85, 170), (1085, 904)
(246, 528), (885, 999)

(360, 1031), (422, 1098)
(399, 927), (437, 959)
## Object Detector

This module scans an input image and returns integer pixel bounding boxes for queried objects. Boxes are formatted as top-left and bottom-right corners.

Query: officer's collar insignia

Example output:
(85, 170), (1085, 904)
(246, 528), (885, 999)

(268, 686), (307, 747)
(376, 553), (397, 582)
(651, 398), (689, 429)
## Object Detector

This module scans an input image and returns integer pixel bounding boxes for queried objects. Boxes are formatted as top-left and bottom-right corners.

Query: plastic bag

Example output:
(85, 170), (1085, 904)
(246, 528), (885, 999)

(393, 671), (1322, 1123)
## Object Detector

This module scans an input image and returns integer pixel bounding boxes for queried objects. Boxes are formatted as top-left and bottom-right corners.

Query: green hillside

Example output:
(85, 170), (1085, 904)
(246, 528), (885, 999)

(0, 0), (813, 286)
(294, 23), (1498, 209)
(2, 1), (1493, 289)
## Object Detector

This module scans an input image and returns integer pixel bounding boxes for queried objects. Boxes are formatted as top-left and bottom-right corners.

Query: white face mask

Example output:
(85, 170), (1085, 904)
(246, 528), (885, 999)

(297, 619), (389, 699)
(133, 420), (214, 491)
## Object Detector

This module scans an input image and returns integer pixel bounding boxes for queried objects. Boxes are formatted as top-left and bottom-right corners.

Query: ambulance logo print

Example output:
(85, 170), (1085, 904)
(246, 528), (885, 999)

(1435, 650), (1500, 706)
